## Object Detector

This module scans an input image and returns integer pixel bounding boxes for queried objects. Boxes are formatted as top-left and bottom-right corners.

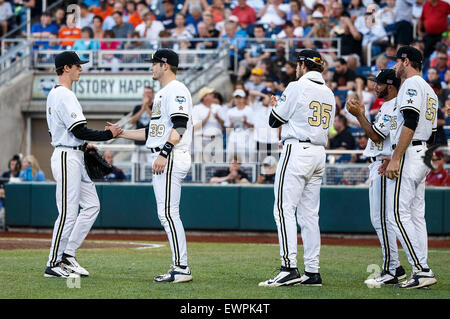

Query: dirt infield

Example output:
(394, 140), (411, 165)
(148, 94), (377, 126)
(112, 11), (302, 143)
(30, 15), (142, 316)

(0, 230), (449, 250)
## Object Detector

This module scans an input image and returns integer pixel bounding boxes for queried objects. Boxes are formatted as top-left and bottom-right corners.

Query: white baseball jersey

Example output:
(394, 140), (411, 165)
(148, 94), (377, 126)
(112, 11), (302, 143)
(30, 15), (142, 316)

(363, 97), (397, 158)
(146, 80), (193, 151)
(271, 71), (336, 146)
(391, 75), (438, 144)
(46, 85), (87, 147)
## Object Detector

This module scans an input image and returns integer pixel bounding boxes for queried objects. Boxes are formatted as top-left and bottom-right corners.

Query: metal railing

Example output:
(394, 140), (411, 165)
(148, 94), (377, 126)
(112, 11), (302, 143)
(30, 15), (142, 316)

(0, 40), (32, 86)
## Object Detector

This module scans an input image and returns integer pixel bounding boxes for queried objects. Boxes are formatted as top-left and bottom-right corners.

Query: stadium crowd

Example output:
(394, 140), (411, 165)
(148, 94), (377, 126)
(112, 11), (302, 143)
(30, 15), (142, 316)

(1, 0), (450, 184)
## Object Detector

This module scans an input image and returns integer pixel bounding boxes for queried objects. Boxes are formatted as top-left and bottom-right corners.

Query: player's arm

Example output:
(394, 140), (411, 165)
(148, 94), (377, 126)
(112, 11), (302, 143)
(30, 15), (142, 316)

(269, 83), (297, 128)
(346, 99), (383, 143)
(71, 123), (121, 141)
(117, 127), (147, 141)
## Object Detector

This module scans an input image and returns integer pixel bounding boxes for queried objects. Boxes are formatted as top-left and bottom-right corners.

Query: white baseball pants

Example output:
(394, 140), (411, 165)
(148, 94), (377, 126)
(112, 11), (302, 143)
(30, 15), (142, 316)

(273, 141), (325, 273)
(368, 160), (400, 274)
(47, 147), (100, 267)
(151, 149), (191, 267)
(386, 144), (430, 272)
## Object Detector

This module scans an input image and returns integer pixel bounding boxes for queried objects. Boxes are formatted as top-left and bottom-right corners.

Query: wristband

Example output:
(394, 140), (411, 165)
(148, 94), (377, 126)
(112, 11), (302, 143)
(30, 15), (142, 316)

(159, 141), (174, 158)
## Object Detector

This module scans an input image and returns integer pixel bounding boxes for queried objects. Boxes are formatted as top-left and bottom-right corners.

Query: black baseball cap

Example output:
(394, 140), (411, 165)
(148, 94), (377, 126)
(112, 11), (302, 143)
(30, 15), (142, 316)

(387, 45), (423, 64)
(368, 69), (401, 89)
(55, 51), (89, 69)
(297, 49), (324, 65)
(145, 49), (179, 67)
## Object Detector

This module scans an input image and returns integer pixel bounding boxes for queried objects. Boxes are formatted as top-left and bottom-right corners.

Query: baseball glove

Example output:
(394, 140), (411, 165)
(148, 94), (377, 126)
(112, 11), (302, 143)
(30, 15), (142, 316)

(84, 149), (114, 180)
(422, 144), (440, 170)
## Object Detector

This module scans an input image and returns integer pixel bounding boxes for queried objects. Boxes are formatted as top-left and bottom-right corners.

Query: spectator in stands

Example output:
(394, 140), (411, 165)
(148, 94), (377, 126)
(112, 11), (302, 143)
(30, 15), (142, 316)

(58, 13), (82, 49)
(207, 0), (225, 24)
(329, 115), (356, 150)
(348, 0), (366, 21)
(238, 24), (271, 76)
(19, 155), (45, 182)
(332, 58), (356, 91)
(379, 0), (396, 33)
(2, 154), (21, 179)
(73, 27), (100, 54)
(43, 32), (61, 50)
(290, 14), (304, 37)
(93, 0), (115, 22)
(286, 0), (307, 22)
(245, 67), (266, 92)
(279, 60), (296, 88)
(418, 0), (450, 59)
(84, 0), (100, 11)
(127, 1), (143, 28)
(331, 13), (362, 70)
(193, 87), (226, 163)
(100, 29), (120, 52)
(30, 11), (59, 49)
(202, 10), (220, 38)
(194, 22), (217, 50)
(112, 11), (134, 39)
(429, 80), (448, 146)
(426, 67), (440, 83)
(354, 3), (388, 65)
(216, 7), (233, 37)
(125, 30), (152, 51)
(255, 155), (278, 184)
(158, 0), (176, 29)
(103, 151), (126, 181)
(0, 0), (13, 36)
(12, 0), (35, 33)
(181, 0), (208, 18)
(351, 133), (370, 163)
(355, 75), (375, 120)
(328, 0), (345, 27)
(393, 0), (419, 46)
(171, 13), (194, 41)
(209, 155), (250, 184)
(79, 3), (94, 29)
(225, 89), (256, 163)
(232, 0), (257, 29)
(433, 51), (450, 83)
(52, 7), (65, 29)
(257, 0), (289, 26)
(103, 1), (128, 31)
(129, 86), (153, 167)
(93, 15), (105, 39)
(426, 150), (450, 186)
(220, 20), (248, 70)
(136, 8), (165, 45)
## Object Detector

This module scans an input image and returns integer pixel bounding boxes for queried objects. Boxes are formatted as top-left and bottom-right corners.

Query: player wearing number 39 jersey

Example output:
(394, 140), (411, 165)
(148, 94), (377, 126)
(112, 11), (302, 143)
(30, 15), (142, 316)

(111, 49), (193, 283)
(259, 50), (335, 287)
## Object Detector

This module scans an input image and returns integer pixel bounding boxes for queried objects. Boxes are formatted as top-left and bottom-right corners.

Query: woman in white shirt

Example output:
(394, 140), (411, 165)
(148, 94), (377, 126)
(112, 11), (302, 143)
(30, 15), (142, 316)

(225, 89), (256, 163)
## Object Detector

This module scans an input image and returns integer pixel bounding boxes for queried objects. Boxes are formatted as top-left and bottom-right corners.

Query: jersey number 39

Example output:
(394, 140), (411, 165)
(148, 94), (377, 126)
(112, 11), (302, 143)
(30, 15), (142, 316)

(308, 101), (332, 129)
(149, 124), (165, 137)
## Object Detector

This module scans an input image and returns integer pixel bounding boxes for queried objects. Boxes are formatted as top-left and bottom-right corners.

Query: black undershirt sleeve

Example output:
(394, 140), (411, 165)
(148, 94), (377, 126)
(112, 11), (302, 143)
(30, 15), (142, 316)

(71, 124), (113, 141)
(402, 109), (420, 131)
(269, 112), (283, 128)
(171, 115), (188, 128)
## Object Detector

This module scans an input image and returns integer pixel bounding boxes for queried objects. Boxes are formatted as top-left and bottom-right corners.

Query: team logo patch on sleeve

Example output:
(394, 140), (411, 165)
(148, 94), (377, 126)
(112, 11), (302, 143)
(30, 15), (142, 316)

(406, 89), (417, 97)
(383, 114), (390, 122)
(279, 94), (286, 102)
(71, 112), (77, 119)
(175, 96), (186, 104)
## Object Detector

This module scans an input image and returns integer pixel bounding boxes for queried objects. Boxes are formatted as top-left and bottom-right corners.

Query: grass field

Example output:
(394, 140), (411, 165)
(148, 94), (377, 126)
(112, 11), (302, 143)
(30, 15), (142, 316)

(0, 241), (449, 299)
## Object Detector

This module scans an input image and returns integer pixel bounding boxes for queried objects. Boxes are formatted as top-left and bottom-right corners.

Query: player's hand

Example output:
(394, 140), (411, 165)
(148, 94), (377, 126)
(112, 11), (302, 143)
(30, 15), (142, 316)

(378, 157), (391, 176)
(86, 143), (97, 150)
(385, 158), (400, 180)
(270, 95), (278, 107)
(105, 121), (123, 138)
(152, 155), (167, 175)
(346, 98), (363, 117)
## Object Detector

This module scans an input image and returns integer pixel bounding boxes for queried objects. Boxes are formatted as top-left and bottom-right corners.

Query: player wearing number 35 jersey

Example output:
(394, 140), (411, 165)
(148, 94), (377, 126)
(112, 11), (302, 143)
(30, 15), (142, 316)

(259, 50), (335, 287)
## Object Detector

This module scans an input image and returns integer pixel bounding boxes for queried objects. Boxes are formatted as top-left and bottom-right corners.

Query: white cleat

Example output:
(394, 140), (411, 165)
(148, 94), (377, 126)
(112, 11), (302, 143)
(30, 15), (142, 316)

(258, 267), (302, 287)
(44, 264), (80, 278)
(364, 271), (398, 288)
(154, 265), (193, 283)
(60, 254), (89, 277)
(397, 269), (437, 289)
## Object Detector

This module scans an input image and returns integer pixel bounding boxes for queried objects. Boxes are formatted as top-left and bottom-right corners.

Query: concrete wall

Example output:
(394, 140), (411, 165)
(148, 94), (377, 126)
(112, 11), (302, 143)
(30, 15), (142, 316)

(0, 71), (34, 172)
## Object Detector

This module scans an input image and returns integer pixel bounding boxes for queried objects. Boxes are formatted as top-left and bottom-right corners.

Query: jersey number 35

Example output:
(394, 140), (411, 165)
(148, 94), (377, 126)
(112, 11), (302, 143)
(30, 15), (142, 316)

(308, 101), (333, 129)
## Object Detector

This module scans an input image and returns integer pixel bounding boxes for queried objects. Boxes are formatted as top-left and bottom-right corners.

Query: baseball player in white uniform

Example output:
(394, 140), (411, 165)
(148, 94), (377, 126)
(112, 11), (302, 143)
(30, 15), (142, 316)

(112, 49), (193, 283)
(45, 51), (122, 278)
(259, 50), (335, 287)
(346, 69), (407, 286)
(385, 46), (438, 289)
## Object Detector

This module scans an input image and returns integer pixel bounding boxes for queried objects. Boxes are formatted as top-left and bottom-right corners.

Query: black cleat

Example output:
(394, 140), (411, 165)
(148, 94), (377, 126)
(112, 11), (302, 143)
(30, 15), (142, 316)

(258, 267), (302, 287)
(395, 265), (406, 280)
(299, 271), (322, 286)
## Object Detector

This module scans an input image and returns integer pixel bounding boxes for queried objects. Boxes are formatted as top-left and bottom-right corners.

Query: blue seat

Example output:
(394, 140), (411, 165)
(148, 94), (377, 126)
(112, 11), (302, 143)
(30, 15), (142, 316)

(355, 66), (372, 78)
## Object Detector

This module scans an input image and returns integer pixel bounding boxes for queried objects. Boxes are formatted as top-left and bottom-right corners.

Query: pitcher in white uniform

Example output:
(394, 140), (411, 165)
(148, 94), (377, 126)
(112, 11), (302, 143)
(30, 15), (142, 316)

(111, 49), (194, 283)
(45, 51), (122, 278)
(346, 69), (407, 286)
(259, 49), (336, 287)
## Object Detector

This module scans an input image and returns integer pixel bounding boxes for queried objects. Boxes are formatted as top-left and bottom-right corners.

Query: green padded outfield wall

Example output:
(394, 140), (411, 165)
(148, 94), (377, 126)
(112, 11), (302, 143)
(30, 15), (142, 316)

(4, 183), (450, 234)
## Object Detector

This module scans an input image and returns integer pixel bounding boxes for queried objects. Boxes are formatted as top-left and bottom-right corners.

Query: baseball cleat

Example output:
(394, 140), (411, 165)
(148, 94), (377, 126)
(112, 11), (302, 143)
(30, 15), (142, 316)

(396, 269), (437, 289)
(298, 271), (322, 286)
(364, 270), (398, 287)
(44, 263), (80, 278)
(258, 267), (302, 287)
(154, 265), (193, 283)
(60, 253), (89, 277)
(395, 265), (406, 280)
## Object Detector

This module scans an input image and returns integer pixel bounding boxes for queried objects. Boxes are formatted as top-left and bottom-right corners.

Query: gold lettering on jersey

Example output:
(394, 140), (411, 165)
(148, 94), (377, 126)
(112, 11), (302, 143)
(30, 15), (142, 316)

(370, 140), (383, 151)
(149, 124), (165, 137)
(308, 101), (332, 129)
(48, 107), (51, 114)
(390, 116), (397, 130)
(425, 94), (436, 123)
(153, 99), (162, 117)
